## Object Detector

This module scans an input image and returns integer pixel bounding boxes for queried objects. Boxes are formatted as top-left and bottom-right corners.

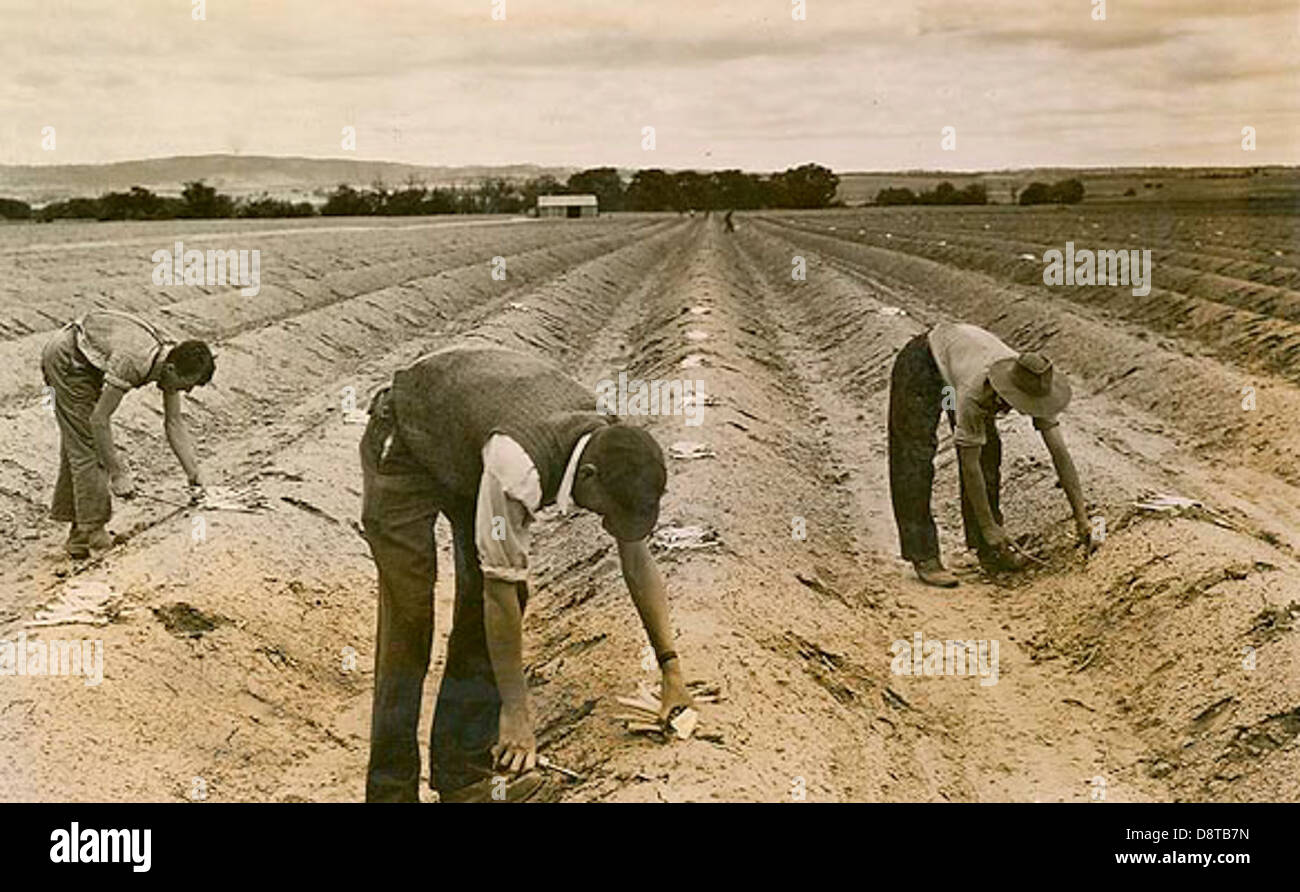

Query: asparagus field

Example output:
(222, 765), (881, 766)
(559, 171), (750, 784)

(2, 206), (1297, 802)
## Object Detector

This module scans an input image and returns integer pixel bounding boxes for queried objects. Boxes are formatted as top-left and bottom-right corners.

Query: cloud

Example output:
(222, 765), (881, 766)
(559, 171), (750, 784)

(0, 0), (1295, 168)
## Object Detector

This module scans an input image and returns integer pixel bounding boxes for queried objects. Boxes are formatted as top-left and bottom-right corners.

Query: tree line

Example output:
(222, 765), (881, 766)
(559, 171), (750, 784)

(1016, 178), (1085, 205)
(1, 162), (842, 221)
(875, 182), (988, 206)
(872, 177), (1085, 207)
(18, 181), (315, 222)
(320, 163), (840, 215)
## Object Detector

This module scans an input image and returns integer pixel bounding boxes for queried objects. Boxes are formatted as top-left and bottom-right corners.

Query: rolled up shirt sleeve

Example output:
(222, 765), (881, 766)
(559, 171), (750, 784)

(104, 353), (152, 391)
(952, 390), (990, 448)
(476, 436), (542, 584)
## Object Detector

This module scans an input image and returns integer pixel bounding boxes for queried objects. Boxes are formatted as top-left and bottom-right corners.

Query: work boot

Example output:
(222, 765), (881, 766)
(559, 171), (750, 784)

(978, 543), (1025, 575)
(439, 770), (547, 803)
(64, 525), (88, 559)
(66, 525), (112, 559)
(913, 558), (958, 588)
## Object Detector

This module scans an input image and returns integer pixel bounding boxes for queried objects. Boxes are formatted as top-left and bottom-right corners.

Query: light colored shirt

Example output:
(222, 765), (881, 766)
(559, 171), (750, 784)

(73, 311), (171, 391)
(928, 322), (1058, 447)
(475, 432), (592, 583)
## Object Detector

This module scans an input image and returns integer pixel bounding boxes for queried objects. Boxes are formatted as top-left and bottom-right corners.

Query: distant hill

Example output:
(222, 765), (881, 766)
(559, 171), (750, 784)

(837, 166), (1300, 206)
(0, 154), (577, 205)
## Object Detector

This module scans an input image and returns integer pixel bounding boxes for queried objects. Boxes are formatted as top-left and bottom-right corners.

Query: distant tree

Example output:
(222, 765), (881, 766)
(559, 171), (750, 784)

(771, 163), (840, 209)
(472, 178), (529, 214)
(922, 181), (958, 205)
(0, 197), (32, 219)
(37, 197), (106, 221)
(565, 167), (624, 211)
(522, 174), (565, 210)
(236, 195), (316, 218)
(180, 180), (235, 218)
(875, 187), (918, 206)
(875, 181), (985, 206)
(1019, 178), (1085, 205)
(1018, 182), (1055, 206)
(321, 184), (379, 216)
(384, 186), (430, 215)
(1123, 187), (1138, 197)
(1052, 178), (1085, 204)
(423, 187), (459, 214)
(100, 186), (182, 220)
(672, 170), (712, 211)
(711, 170), (765, 210)
(626, 169), (680, 211)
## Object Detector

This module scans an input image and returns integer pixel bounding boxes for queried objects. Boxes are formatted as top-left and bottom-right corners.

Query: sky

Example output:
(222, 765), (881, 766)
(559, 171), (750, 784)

(2, 0), (1297, 171)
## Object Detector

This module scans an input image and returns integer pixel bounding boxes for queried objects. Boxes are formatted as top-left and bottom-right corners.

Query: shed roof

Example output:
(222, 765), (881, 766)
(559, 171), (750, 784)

(537, 194), (598, 207)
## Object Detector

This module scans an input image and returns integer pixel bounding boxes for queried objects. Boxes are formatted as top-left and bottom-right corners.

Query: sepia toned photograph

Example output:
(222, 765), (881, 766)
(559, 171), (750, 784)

(1, 0), (1296, 868)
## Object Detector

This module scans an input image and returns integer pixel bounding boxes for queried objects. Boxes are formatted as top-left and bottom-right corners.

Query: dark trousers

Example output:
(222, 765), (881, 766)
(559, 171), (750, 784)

(41, 326), (111, 527)
(360, 390), (526, 802)
(887, 332), (1003, 563)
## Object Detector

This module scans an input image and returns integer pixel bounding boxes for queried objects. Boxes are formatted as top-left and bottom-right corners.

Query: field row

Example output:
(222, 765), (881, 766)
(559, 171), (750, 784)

(761, 212), (1300, 384)
(0, 218), (663, 405)
(0, 219), (690, 601)
(793, 205), (1300, 268)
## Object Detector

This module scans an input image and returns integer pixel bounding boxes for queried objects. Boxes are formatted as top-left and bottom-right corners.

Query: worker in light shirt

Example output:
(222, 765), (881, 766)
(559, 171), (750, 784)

(360, 345), (691, 803)
(41, 310), (214, 558)
(887, 322), (1093, 588)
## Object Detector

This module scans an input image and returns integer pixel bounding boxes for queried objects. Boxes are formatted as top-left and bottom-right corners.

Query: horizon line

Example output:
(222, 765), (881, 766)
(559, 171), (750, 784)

(2, 152), (1297, 177)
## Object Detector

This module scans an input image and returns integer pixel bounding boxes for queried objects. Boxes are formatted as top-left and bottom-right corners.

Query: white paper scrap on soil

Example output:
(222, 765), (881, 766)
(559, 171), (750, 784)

(196, 484), (270, 513)
(27, 580), (121, 628)
(651, 524), (721, 551)
(1134, 493), (1238, 529)
(668, 441), (716, 460)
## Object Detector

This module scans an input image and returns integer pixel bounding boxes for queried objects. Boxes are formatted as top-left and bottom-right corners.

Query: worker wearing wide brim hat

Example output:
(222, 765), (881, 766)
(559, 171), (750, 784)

(887, 322), (1095, 588)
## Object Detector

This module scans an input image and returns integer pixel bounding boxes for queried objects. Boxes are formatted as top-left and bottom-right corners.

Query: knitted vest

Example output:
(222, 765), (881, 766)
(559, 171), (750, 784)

(391, 346), (612, 504)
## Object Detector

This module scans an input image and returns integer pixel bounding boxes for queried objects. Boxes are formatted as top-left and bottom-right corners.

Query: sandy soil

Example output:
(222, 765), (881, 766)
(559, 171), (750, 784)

(1, 211), (1296, 802)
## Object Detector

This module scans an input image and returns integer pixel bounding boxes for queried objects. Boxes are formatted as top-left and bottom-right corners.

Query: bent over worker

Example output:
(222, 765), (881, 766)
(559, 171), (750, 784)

(887, 322), (1092, 588)
(41, 310), (214, 559)
(361, 345), (692, 803)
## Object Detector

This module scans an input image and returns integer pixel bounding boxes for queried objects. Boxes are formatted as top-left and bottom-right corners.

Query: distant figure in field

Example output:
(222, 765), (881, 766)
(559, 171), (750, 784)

(42, 311), (214, 558)
(887, 322), (1094, 587)
(723, 210), (735, 233)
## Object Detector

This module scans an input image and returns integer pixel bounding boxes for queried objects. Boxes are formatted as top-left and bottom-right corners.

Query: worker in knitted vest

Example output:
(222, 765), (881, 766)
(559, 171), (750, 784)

(361, 345), (691, 802)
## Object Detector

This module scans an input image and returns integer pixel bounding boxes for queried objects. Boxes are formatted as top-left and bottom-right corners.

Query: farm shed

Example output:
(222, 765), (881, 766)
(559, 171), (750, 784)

(537, 194), (598, 218)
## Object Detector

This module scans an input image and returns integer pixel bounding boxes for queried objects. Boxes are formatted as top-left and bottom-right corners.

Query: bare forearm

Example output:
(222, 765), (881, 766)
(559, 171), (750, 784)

(631, 571), (673, 657)
(91, 418), (119, 474)
(166, 422), (200, 483)
(958, 449), (1000, 536)
(620, 544), (674, 655)
(483, 579), (529, 710)
(1044, 432), (1089, 525)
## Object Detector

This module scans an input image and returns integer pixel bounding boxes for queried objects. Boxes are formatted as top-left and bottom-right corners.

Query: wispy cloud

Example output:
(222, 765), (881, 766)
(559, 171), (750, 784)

(0, 0), (1295, 169)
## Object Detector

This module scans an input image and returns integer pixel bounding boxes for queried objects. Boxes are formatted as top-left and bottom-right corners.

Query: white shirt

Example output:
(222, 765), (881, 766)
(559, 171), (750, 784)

(928, 323), (1059, 447)
(475, 433), (592, 583)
